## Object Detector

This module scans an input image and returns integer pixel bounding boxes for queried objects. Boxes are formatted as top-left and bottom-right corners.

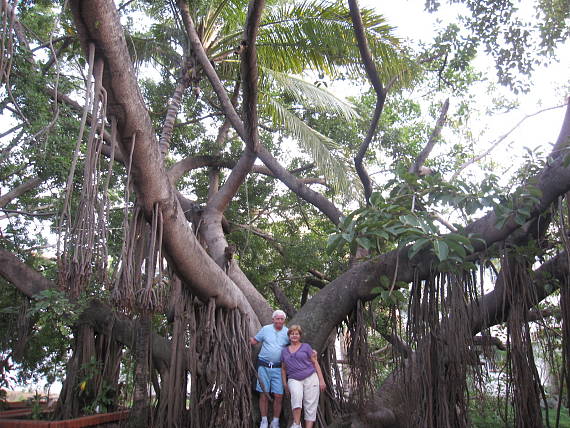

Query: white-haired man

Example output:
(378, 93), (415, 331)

(250, 309), (289, 428)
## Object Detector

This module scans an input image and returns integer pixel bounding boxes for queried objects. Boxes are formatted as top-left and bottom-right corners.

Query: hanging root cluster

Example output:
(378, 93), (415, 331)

(112, 202), (168, 314)
(58, 47), (114, 298)
(0, 1), (16, 88)
(502, 252), (546, 428)
(156, 276), (189, 428)
(55, 325), (122, 419)
(188, 298), (252, 428)
(559, 193), (570, 412)
(404, 271), (480, 428)
(345, 300), (376, 410)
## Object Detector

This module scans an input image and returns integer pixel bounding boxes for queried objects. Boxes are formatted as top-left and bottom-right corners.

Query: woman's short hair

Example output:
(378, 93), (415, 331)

(287, 324), (303, 337)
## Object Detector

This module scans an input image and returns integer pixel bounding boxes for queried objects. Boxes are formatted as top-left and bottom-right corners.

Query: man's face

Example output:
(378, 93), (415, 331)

(272, 314), (285, 330)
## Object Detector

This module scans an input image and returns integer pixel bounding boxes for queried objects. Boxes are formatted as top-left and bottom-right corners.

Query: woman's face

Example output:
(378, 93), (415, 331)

(289, 330), (301, 343)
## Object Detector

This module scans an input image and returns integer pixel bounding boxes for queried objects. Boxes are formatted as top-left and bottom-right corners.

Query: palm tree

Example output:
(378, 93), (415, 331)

(128, 0), (411, 194)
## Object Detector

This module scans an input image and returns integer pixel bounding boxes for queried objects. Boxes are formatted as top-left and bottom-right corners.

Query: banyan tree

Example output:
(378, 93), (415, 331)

(0, 0), (570, 427)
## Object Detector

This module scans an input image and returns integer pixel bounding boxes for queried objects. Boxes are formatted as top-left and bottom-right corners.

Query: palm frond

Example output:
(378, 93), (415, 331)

(263, 68), (360, 120)
(255, 0), (404, 78)
(202, 0), (248, 48)
(263, 95), (357, 195)
(126, 33), (181, 69)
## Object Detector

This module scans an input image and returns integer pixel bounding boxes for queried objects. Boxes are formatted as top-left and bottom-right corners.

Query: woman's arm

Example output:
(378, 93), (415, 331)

(311, 350), (326, 392)
(281, 364), (289, 394)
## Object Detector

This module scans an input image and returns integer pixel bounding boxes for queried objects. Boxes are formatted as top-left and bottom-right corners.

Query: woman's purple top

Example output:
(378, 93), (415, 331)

(281, 342), (316, 381)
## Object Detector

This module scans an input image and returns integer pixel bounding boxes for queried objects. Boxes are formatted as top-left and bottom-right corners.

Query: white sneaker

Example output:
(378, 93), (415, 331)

(259, 420), (268, 428)
(290, 424), (301, 428)
(270, 420), (280, 428)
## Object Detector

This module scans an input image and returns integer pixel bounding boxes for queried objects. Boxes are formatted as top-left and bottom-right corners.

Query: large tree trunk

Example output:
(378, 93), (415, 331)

(68, 0), (261, 336)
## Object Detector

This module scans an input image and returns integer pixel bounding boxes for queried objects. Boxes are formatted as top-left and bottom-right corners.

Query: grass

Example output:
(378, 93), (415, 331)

(469, 403), (570, 428)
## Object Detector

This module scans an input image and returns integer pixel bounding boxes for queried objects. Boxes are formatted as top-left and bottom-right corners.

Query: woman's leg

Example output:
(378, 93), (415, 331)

(288, 379), (303, 424)
(292, 407), (302, 424)
(302, 373), (319, 427)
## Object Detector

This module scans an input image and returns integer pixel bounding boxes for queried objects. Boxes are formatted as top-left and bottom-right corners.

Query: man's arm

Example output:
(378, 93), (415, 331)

(250, 326), (264, 346)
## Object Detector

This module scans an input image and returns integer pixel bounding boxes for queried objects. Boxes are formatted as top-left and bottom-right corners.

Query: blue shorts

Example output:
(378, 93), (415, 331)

(256, 366), (283, 394)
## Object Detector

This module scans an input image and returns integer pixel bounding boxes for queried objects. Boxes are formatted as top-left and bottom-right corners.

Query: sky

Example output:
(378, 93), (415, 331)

(361, 0), (570, 181)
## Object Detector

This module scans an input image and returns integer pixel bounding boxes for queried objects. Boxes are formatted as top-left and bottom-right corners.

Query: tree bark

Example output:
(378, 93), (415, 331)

(0, 176), (42, 208)
(68, 0), (260, 334)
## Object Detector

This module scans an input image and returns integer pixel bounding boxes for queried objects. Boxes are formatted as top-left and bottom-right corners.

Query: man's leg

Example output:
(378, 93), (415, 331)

(272, 393), (283, 420)
(259, 393), (269, 418)
(269, 368), (283, 428)
(257, 367), (271, 427)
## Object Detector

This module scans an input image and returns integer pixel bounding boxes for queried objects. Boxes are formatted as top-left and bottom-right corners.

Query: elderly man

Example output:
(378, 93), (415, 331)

(250, 309), (289, 428)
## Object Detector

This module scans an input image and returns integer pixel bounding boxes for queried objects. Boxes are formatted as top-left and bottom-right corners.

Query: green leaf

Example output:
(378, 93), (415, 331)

(408, 237), (430, 260)
(263, 96), (356, 196)
(356, 236), (374, 250)
(399, 214), (421, 228)
(264, 68), (359, 120)
(514, 213), (527, 225)
(445, 239), (466, 258)
(370, 192), (384, 206)
(517, 206), (531, 217)
(370, 230), (389, 240)
(326, 234), (344, 254)
(391, 290), (405, 302)
(434, 240), (449, 261)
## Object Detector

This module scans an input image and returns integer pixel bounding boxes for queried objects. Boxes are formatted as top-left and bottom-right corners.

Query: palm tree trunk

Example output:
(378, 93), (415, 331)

(159, 79), (188, 158)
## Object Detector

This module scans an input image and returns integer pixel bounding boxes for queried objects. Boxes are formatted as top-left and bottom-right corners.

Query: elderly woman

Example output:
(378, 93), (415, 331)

(281, 325), (325, 428)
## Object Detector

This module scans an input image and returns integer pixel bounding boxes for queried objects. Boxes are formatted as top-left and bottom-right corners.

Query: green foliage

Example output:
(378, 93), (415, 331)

(326, 176), (486, 270)
(30, 392), (44, 420)
(79, 357), (115, 415)
(493, 184), (542, 229)
(29, 289), (86, 331)
(468, 393), (570, 428)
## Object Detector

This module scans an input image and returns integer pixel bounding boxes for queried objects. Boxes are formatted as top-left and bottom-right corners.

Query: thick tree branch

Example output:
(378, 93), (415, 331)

(409, 98), (450, 175)
(0, 176), (43, 208)
(295, 101), (570, 350)
(269, 282), (296, 318)
(240, 0), (264, 153)
(168, 155), (236, 183)
(348, 0), (387, 204)
(258, 144), (343, 225)
(472, 335), (506, 351)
